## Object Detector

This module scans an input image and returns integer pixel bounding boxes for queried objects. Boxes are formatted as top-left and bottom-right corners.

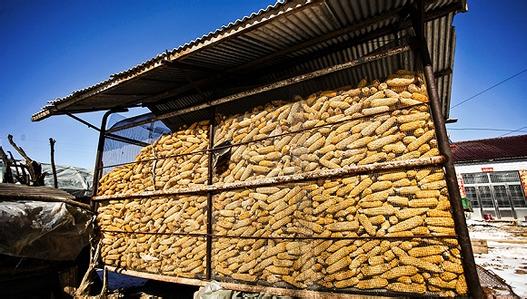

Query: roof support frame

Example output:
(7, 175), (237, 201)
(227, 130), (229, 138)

(65, 112), (149, 147)
(106, 44), (410, 133)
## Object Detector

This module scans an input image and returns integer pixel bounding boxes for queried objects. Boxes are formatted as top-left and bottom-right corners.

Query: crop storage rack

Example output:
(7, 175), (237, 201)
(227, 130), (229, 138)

(33, 0), (482, 298)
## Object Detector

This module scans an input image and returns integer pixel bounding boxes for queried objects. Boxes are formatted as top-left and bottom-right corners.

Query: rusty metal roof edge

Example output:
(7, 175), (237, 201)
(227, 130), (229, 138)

(32, 0), (466, 122)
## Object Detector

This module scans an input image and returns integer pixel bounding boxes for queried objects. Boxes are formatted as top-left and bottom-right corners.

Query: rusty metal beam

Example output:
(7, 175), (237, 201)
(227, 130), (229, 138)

(92, 155), (445, 201)
(412, 1), (482, 298)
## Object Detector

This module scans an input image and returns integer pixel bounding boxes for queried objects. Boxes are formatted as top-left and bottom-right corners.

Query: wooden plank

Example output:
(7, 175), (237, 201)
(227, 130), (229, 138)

(471, 239), (488, 254)
(104, 266), (391, 298)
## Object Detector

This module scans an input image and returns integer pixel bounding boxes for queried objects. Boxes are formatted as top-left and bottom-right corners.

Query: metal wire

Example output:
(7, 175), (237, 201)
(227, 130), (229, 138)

(99, 229), (457, 240)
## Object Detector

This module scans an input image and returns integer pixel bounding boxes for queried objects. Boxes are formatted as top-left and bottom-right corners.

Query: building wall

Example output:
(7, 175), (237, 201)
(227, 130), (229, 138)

(455, 159), (527, 221)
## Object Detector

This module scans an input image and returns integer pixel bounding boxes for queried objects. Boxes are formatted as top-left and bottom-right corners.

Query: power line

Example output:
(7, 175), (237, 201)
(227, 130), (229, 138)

(451, 68), (527, 109)
(449, 127), (527, 133)
(499, 125), (527, 137)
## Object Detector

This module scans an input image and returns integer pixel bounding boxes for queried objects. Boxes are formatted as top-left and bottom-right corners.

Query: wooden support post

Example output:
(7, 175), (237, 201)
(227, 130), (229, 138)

(49, 138), (58, 188)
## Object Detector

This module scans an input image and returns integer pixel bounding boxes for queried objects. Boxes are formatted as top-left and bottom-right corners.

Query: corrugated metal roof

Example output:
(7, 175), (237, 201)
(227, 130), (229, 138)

(32, 0), (466, 122)
(452, 135), (527, 163)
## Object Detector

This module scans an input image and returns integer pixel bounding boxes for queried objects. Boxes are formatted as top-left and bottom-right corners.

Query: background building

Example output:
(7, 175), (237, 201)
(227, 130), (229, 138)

(453, 135), (527, 220)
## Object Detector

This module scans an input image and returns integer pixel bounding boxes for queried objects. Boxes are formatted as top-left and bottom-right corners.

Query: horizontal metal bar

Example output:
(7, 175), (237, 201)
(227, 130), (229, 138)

(153, 45), (411, 122)
(105, 133), (150, 147)
(92, 155), (445, 201)
(100, 147), (208, 170)
(100, 229), (457, 240)
(100, 229), (206, 238)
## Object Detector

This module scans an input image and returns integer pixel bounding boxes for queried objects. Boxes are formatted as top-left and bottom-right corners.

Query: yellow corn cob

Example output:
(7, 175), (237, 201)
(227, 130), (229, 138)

(443, 260), (464, 274)
(412, 92), (428, 103)
(429, 277), (456, 289)
(375, 117), (396, 135)
(370, 181), (393, 191)
(397, 112), (429, 123)
(425, 217), (454, 227)
(313, 197), (336, 214)
(381, 265), (418, 280)
(356, 214), (375, 236)
(440, 272), (458, 281)
(421, 180), (446, 190)
(267, 265), (290, 275)
(408, 245), (448, 258)
(367, 134), (402, 150)
(407, 130), (434, 151)
(325, 221), (359, 232)
(370, 97), (398, 107)
(348, 136), (374, 149)
(361, 120), (381, 136)
(397, 186), (421, 195)
(334, 277), (359, 288)
(320, 158), (340, 169)
(396, 208), (428, 220)
(368, 255), (384, 266)
(388, 196), (409, 206)
(297, 219), (324, 234)
(362, 190), (392, 202)
(429, 226), (456, 236)
(411, 226), (429, 235)
(456, 275), (468, 295)
(408, 198), (439, 208)
(415, 190), (440, 198)
(369, 215), (386, 225)
(362, 106), (390, 116)
(399, 255), (442, 273)
(360, 263), (390, 277)
(386, 282), (426, 294)
(360, 205), (396, 216)
(326, 246), (352, 265)
(427, 209), (451, 217)
(400, 120), (426, 132)
(377, 172), (407, 181)
(327, 256), (351, 274)
(355, 278), (389, 289)
(232, 273), (257, 282)
(350, 178), (373, 196)
(387, 215), (423, 232)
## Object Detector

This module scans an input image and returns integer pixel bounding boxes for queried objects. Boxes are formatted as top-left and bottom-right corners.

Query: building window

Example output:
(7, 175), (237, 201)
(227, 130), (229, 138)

(510, 184), (527, 207)
(465, 186), (479, 208)
(461, 170), (527, 219)
(489, 171), (520, 183)
(462, 173), (489, 184)
(477, 186), (495, 208)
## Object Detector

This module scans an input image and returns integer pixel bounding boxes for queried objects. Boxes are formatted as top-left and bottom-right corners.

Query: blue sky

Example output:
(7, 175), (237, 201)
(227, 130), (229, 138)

(1, 0), (526, 170)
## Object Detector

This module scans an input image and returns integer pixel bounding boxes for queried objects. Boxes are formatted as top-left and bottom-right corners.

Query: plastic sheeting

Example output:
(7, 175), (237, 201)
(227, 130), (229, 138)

(42, 164), (93, 197)
(0, 200), (92, 261)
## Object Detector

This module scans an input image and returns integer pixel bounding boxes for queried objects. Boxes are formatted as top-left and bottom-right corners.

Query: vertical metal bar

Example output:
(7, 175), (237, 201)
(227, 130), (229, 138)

(91, 110), (113, 210)
(412, 1), (483, 297)
(504, 182), (518, 219)
(475, 186), (485, 219)
(206, 108), (215, 280)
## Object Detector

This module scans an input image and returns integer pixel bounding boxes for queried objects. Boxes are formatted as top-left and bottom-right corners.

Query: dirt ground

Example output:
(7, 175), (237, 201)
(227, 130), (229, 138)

(468, 219), (527, 298)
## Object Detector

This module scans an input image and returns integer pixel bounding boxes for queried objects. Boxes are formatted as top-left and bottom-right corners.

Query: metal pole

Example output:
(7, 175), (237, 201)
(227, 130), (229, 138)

(91, 110), (113, 210)
(206, 108), (215, 280)
(49, 138), (58, 188)
(412, 1), (482, 297)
